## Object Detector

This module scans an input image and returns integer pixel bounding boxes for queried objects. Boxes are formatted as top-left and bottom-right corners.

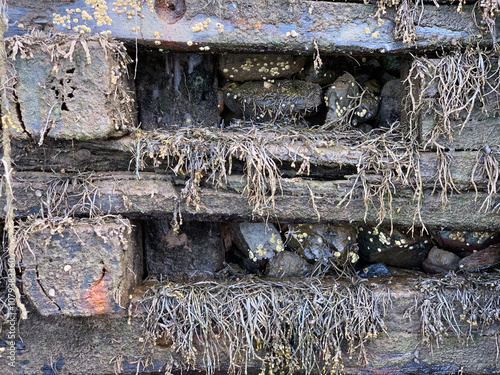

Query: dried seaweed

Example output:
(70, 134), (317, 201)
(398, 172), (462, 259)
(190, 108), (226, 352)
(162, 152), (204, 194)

(406, 272), (500, 347)
(137, 278), (389, 375)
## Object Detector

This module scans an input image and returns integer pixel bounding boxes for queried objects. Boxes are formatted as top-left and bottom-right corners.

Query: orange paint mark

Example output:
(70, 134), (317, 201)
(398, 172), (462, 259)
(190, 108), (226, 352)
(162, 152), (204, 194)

(82, 276), (110, 314)
(254, 21), (262, 31)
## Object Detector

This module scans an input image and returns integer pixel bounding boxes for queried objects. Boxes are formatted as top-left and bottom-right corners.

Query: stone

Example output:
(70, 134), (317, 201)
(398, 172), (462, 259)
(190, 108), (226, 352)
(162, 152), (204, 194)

(378, 79), (405, 127)
(223, 80), (322, 121)
(229, 222), (284, 262)
(145, 220), (224, 278)
(325, 72), (360, 126)
(422, 246), (460, 274)
(458, 245), (500, 272)
(22, 218), (142, 316)
(286, 224), (358, 265)
(299, 59), (338, 86)
(352, 79), (380, 126)
(219, 54), (306, 81)
(357, 226), (432, 269)
(357, 263), (391, 277)
(136, 51), (219, 129)
(432, 230), (499, 256)
(8, 37), (136, 141)
(265, 251), (313, 277)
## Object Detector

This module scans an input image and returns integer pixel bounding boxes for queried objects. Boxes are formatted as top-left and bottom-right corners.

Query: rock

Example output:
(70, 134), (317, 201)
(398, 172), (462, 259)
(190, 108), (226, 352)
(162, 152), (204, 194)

(145, 220), (224, 278)
(223, 80), (322, 121)
(432, 230), (499, 256)
(458, 245), (500, 272)
(325, 72), (360, 127)
(378, 79), (405, 127)
(379, 56), (402, 77)
(422, 246), (460, 274)
(22, 218), (142, 316)
(357, 263), (391, 277)
(8, 37), (136, 141)
(352, 79), (380, 126)
(229, 222), (284, 262)
(299, 60), (338, 86)
(286, 224), (358, 265)
(219, 54), (306, 81)
(266, 251), (313, 277)
(357, 226), (432, 269)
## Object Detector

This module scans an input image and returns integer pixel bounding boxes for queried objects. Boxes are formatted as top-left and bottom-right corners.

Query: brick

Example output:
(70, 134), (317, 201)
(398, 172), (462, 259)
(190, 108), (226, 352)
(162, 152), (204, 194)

(22, 218), (142, 316)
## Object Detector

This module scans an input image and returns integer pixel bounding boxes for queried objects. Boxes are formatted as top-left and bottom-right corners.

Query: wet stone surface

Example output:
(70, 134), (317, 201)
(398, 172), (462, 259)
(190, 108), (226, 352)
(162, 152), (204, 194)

(229, 222), (284, 263)
(378, 79), (405, 127)
(458, 244), (500, 272)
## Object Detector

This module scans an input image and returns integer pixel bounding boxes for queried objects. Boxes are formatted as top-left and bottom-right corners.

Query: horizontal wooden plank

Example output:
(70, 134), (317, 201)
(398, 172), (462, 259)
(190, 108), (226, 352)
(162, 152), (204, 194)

(1, 278), (498, 374)
(7, 135), (494, 190)
(7, 0), (493, 53)
(5, 171), (499, 230)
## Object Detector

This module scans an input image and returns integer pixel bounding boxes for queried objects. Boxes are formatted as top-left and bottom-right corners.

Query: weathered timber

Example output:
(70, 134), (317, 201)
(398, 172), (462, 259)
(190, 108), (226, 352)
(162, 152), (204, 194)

(421, 108), (500, 151)
(4, 172), (499, 230)
(7, 0), (494, 53)
(0, 278), (498, 374)
(5, 137), (495, 190)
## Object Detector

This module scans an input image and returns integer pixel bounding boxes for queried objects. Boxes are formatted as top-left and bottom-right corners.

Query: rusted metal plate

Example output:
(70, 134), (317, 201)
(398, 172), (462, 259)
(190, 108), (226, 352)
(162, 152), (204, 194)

(7, 0), (494, 53)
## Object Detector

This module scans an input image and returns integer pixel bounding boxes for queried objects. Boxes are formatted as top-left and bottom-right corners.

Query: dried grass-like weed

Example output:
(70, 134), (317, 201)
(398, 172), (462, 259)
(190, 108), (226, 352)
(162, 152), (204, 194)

(405, 272), (500, 348)
(138, 278), (389, 375)
(472, 146), (500, 212)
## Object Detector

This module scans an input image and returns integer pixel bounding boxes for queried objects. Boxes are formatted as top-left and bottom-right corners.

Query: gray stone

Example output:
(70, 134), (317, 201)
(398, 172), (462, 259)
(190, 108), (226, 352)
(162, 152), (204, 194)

(286, 224), (358, 265)
(459, 245), (500, 272)
(219, 54), (306, 81)
(432, 230), (499, 256)
(299, 60), (338, 86)
(352, 79), (380, 125)
(422, 246), (460, 274)
(22, 218), (142, 316)
(266, 251), (313, 277)
(357, 263), (391, 278)
(325, 72), (360, 127)
(357, 226), (432, 269)
(145, 220), (224, 278)
(9, 38), (136, 141)
(378, 79), (405, 127)
(229, 222), (284, 262)
(223, 80), (322, 121)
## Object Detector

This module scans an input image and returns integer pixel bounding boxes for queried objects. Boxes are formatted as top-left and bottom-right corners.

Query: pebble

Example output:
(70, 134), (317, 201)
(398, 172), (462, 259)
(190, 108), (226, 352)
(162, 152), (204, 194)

(266, 251), (313, 277)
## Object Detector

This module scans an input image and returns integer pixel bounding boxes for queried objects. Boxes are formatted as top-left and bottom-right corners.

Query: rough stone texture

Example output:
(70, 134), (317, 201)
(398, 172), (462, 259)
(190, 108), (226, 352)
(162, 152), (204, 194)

(325, 72), (359, 123)
(8, 39), (135, 141)
(265, 251), (312, 277)
(459, 244), (500, 272)
(223, 80), (322, 121)
(22, 218), (142, 316)
(378, 79), (405, 126)
(145, 220), (224, 278)
(136, 51), (219, 130)
(357, 226), (432, 269)
(422, 246), (460, 274)
(432, 230), (499, 256)
(353, 79), (380, 125)
(229, 222), (283, 262)
(219, 54), (306, 81)
(286, 224), (358, 264)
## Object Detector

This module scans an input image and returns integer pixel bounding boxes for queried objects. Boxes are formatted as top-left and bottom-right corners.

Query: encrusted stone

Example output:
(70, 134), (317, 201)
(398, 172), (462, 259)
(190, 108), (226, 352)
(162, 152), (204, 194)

(219, 54), (306, 81)
(229, 222), (283, 262)
(432, 230), (499, 256)
(325, 72), (360, 126)
(458, 245), (500, 272)
(357, 226), (432, 269)
(223, 80), (322, 121)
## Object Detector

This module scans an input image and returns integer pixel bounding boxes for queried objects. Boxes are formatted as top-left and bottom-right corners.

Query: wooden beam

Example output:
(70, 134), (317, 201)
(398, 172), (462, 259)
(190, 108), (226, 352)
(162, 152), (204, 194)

(6, 171), (499, 230)
(2, 278), (499, 374)
(7, 0), (493, 53)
